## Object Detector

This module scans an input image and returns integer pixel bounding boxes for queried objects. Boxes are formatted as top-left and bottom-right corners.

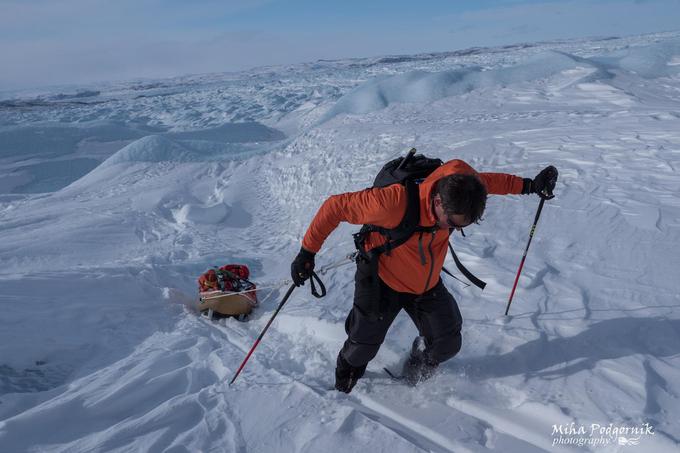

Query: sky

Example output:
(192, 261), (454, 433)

(1, 0), (680, 91)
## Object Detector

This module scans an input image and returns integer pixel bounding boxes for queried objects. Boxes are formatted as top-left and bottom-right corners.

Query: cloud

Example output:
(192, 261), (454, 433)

(0, 0), (272, 40)
(0, 31), (297, 89)
(438, 0), (680, 46)
(1, 0), (679, 91)
(0, 0), (281, 89)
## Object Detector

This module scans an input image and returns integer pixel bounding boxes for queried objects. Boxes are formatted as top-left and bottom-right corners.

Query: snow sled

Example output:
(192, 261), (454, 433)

(197, 264), (258, 320)
(198, 290), (257, 316)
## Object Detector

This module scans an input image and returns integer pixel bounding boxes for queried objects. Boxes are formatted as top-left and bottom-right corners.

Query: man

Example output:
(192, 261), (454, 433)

(291, 158), (558, 393)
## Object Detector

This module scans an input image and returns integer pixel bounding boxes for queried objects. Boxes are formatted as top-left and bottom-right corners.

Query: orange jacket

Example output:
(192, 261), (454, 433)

(302, 159), (524, 294)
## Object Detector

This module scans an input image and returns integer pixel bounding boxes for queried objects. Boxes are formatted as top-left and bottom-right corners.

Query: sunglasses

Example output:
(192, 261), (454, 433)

(446, 215), (472, 230)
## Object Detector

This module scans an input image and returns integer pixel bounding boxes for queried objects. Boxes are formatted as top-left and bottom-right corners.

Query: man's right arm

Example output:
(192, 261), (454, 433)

(301, 185), (405, 254)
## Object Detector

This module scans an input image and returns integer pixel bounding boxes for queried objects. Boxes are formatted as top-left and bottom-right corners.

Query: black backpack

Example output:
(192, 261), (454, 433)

(353, 148), (441, 258)
(353, 148), (486, 290)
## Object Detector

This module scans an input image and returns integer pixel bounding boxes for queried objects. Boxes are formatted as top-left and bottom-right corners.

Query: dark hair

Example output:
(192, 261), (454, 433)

(435, 174), (487, 223)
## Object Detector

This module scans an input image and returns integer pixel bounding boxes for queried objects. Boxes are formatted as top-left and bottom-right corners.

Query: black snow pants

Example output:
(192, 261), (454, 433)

(339, 263), (463, 369)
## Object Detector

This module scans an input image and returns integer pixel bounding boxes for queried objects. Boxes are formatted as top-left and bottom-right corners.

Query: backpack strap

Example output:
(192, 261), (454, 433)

(352, 181), (487, 291)
(354, 180), (426, 258)
(442, 266), (470, 287)
(448, 241), (487, 290)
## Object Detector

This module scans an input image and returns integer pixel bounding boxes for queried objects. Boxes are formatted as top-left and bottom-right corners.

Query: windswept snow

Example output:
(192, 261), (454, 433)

(320, 39), (680, 123)
(1, 32), (680, 452)
(320, 51), (603, 122)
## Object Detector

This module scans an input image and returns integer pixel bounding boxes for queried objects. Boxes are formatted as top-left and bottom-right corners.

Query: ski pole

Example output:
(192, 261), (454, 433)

(229, 282), (297, 385)
(228, 253), (354, 384)
(228, 267), (328, 385)
(504, 197), (546, 316)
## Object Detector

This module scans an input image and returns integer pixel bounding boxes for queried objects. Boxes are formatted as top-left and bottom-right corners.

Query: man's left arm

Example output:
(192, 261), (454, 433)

(480, 166), (558, 198)
(478, 172), (525, 195)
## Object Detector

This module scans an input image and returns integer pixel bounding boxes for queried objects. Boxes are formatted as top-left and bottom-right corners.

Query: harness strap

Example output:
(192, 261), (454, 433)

(357, 180), (428, 257)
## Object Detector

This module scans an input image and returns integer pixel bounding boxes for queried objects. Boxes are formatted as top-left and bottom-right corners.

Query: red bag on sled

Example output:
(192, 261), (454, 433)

(197, 264), (258, 317)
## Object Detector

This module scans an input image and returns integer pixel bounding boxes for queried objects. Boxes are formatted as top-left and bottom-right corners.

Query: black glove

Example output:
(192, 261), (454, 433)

(291, 247), (316, 286)
(522, 165), (558, 200)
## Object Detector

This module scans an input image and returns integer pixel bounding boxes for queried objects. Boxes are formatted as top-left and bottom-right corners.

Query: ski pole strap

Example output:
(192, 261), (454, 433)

(448, 242), (487, 290)
(309, 271), (327, 298)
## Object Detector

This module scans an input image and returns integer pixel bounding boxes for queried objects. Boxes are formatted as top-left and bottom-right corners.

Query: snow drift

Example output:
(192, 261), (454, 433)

(321, 38), (680, 122)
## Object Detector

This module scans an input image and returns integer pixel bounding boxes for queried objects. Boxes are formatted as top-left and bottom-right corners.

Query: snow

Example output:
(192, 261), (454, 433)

(320, 51), (609, 122)
(1, 31), (680, 452)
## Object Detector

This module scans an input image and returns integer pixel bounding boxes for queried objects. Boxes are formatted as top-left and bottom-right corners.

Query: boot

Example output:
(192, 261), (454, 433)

(402, 336), (439, 386)
(335, 353), (366, 394)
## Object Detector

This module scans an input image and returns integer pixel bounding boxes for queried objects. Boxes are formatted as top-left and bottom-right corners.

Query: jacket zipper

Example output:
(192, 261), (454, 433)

(422, 231), (436, 293)
(418, 232), (426, 265)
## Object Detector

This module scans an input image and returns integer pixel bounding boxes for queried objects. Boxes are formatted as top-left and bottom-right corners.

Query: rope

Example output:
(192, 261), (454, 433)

(213, 252), (357, 298)
(256, 285), (279, 307)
